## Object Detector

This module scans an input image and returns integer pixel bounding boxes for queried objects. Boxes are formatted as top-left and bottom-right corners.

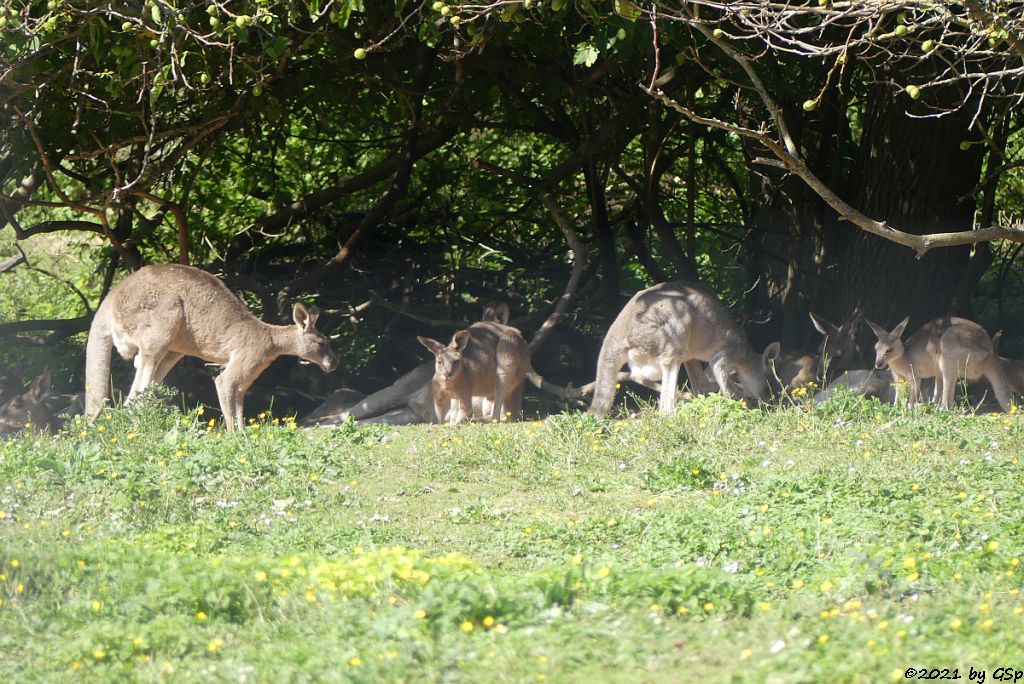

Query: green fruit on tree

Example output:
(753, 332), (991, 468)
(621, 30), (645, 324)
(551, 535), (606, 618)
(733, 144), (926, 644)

(0, 16), (6, 29)
(200, 72), (211, 84)
(207, 4), (218, 15)
(209, 16), (220, 27)
(439, 5), (450, 15)
(450, 15), (461, 25)
(959, 141), (971, 151)
(712, 28), (725, 38)
(524, 0), (534, 8)
(235, 15), (249, 28)
(252, 84), (263, 97)
(921, 39), (934, 52)
(149, 38), (159, 48)
(353, 47), (367, 60)
(895, 25), (908, 37)
(122, 21), (133, 31)
(802, 99), (818, 112)
(432, 1), (444, 10)
(905, 85), (920, 99)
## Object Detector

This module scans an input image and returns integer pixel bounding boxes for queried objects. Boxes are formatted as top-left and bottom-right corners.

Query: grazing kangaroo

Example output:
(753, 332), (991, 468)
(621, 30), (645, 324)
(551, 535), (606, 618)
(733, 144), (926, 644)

(770, 312), (862, 391)
(866, 316), (1011, 411)
(0, 373), (59, 434)
(418, 321), (530, 425)
(85, 264), (339, 431)
(588, 281), (778, 418)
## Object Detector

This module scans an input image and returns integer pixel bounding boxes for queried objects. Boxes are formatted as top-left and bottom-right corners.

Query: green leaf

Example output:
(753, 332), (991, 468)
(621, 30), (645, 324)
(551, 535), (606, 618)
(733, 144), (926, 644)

(552, 0), (568, 11)
(573, 41), (599, 68)
(614, 0), (642, 22)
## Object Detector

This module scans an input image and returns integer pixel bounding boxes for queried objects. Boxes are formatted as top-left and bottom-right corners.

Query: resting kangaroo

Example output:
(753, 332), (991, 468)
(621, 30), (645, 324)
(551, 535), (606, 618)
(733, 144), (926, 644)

(866, 316), (1011, 411)
(418, 320), (530, 425)
(589, 281), (777, 418)
(0, 373), (59, 435)
(770, 312), (862, 391)
(85, 264), (339, 431)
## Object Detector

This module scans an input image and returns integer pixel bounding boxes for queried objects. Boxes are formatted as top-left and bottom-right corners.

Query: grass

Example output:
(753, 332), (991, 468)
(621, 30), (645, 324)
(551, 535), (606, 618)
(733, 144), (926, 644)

(1, 390), (1023, 682)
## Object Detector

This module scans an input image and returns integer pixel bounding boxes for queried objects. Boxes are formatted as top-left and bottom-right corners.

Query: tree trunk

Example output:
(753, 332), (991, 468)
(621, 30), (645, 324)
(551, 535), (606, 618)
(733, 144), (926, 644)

(831, 86), (985, 328)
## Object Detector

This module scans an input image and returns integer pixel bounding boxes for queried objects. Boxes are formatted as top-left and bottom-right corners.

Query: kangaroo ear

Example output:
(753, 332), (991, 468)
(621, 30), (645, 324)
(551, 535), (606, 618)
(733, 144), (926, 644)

(485, 302), (510, 324)
(451, 330), (471, 353)
(892, 316), (910, 339)
(28, 373), (51, 400)
(292, 302), (311, 329)
(993, 330), (1004, 355)
(865, 319), (888, 339)
(809, 312), (839, 337)
(418, 336), (446, 356)
(305, 305), (321, 327)
(762, 341), (781, 363)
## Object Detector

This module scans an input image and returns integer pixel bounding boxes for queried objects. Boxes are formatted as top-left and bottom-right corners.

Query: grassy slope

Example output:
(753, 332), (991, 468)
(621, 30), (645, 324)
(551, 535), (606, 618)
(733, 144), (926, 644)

(1, 393), (1022, 682)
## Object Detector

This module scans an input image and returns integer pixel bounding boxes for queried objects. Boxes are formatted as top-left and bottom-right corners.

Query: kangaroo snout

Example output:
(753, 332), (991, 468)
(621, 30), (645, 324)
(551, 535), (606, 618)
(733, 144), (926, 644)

(321, 355), (339, 373)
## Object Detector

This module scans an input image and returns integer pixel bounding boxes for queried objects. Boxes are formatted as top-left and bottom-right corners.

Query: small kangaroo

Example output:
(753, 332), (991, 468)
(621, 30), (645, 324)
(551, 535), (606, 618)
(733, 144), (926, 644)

(588, 281), (778, 418)
(770, 312), (862, 391)
(0, 373), (59, 435)
(417, 320), (530, 425)
(992, 331), (1024, 399)
(866, 316), (1011, 411)
(85, 264), (339, 431)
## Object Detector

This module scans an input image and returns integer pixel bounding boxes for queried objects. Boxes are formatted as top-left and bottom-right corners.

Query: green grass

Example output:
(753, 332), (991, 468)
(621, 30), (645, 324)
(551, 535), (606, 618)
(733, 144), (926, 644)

(2, 392), (1023, 682)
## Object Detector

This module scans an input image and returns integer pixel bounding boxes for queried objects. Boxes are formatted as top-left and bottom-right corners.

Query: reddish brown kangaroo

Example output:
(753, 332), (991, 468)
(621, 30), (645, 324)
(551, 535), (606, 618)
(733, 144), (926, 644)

(417, 321), (530, 425)
(85, 264), (338, 431)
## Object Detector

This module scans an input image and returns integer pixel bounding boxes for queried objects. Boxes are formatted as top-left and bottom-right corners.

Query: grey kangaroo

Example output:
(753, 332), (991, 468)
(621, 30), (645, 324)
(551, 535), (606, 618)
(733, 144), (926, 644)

(85, 264), (339, 431)
(866, 316), (1011, 411)
(589, 281), (777, 418)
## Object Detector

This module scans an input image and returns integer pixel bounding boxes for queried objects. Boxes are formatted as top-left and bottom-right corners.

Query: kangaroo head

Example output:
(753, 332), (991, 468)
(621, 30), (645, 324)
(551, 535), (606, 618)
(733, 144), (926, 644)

(735, 343), (779, 402)
(418, 330), (471, 382)
(810, 311), (861, 372)
(0, 373), (56, 434)
(291, 303), (339, 373)
(866, 317), (909, 370)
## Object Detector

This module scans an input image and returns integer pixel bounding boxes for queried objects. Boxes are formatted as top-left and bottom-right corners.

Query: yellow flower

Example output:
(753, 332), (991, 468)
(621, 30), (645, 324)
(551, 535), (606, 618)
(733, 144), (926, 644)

(482, 616), (495, 628)
(347, 656), (362, 667)
(817, 634), (829, 644)
(132, 637), (144, 647)
(676, 605), (689, 615)
(196, 611), (207, 621)
(460, 620), (474, 633)
(902, 556), (916, 569)
(254, 570), (267, 582)
(987, 540), (1000, 552)
(649, 604), (660, 613)
(703, 602), (715, 612)
(819, 580), (834, 593)
(207, 637), (225, 653)
(740, 648), (752, 659)
(90, 600), (102, 613)
(949, 617), (962, 630)
(10, 559), (19, 569)
(414, 609), (427, 620)
(757, 602), (772, 612)
(792, 579), (805, 590)
(596, 566), (611, 579)
(93, 650), (106, 660)
(571, 554), (582, 566)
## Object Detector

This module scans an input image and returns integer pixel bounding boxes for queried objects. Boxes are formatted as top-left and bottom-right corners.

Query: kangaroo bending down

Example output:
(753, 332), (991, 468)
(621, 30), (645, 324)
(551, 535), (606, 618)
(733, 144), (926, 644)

(0, 373), (59, 435)
(85, 264), (339, 431)
(866, 316), (1011, 411)
(588, 281), (777, 418)
(418, 321), (530, 425)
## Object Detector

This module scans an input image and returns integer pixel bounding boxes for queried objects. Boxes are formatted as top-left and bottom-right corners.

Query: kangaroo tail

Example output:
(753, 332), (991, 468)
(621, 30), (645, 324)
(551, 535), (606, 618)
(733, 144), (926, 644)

(524, 369), (580, 401)
(84, 301), (114, 419)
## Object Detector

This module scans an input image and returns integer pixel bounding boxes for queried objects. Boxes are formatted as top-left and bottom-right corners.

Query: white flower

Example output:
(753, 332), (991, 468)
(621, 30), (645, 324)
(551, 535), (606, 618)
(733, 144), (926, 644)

(770, 640), (786, 654)
(761, 460), (772, 468)
(723, 561), (739, 574)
